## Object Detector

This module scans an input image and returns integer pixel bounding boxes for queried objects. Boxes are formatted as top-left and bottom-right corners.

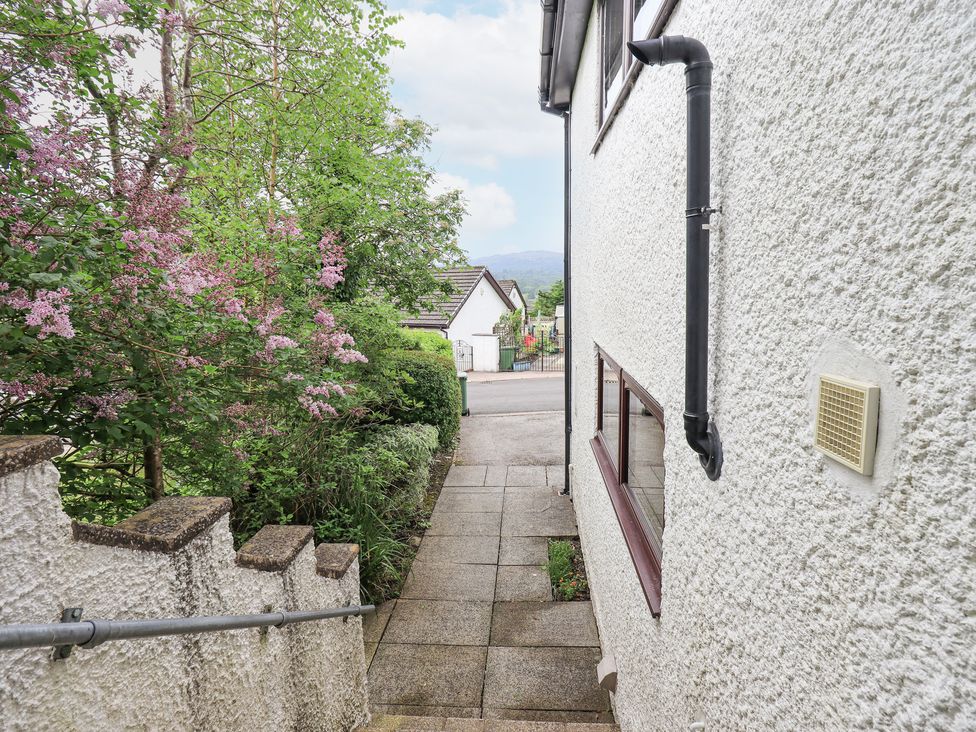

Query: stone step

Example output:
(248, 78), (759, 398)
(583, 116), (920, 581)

(357, 716), (620, 732)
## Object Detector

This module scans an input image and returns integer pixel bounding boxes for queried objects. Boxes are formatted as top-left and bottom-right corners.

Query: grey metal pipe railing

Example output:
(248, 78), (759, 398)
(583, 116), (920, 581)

(0, 604), (375, 653)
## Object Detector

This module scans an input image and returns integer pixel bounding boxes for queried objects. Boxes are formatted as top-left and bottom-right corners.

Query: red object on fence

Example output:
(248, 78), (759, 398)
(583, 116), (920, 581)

(524, 334), (536, 348)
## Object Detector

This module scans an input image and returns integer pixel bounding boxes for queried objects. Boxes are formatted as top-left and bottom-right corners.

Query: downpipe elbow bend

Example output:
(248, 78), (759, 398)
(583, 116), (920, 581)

(684, 414), (723, 481)
(627, 35), (710, 68)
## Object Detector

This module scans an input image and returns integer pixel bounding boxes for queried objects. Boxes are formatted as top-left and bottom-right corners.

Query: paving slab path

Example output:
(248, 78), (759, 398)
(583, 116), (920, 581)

(364, 412), (612, 725)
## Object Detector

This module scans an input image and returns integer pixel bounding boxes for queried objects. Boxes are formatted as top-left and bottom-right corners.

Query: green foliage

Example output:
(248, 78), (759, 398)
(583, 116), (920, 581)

(401, 328), (453, 359)
(534, 280), (565, 317)
(216, 421), (438, 602)
(1, 0), (466, 603)
(547, 540), (588, 601)
(495, 309), (524, 341)
(388, 349), (461, 448)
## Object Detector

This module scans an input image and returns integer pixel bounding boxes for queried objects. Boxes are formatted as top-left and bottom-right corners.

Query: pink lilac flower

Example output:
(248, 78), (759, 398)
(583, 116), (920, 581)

(94, 0), (130, 20)
(317, 233), (346, 289)
(255, 304), (286, 337)
(259, 334), (298, 363)
(269, 215), (301, 239)
(79, 389), (134, 421)
(1, 287), (75, 339)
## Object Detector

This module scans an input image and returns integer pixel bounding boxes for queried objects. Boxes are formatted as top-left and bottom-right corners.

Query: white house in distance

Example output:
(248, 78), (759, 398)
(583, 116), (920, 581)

(496, 279), (528, 323)
(539, 1), (973, 731)
(402, 266), (515, 372)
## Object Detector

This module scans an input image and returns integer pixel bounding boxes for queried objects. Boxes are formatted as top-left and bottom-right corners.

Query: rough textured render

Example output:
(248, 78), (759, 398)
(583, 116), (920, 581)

(566, 1), (975, 731)
(0, 452), (369, 732)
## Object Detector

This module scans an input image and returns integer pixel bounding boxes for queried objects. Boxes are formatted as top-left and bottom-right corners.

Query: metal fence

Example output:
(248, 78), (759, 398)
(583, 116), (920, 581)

(453, 340), (473, 372)
(499, 331), (565, 373)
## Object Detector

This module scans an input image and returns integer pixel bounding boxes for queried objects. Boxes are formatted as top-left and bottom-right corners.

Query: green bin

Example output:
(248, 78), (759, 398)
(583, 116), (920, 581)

(499, 347), (516, 371)
(458, 372), (469, 416)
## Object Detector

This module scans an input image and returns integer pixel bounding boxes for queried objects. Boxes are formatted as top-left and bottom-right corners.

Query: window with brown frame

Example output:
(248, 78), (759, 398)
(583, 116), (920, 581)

(592, 347), (665, 616)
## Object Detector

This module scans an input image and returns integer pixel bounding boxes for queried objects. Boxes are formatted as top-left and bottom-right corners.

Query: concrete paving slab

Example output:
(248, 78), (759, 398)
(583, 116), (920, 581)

(368, 643), (487, 708)
(483, 709), (616, 724)
(364, 600), (396, 643)
(494, 565), (552, 602)
(501, 510), (577, 538)
(415, 535), (499, 565)
(498, 537), (549, 565)
(365, 641), (378, 669)
(457, 413), (564, 466)
(504, 493), (574, 514)
(439, 484), (505, 497)
(444, 465), (487, 487)
(401, 561), (497, 602)
(369, 705), (482, 721)
(504, 485), (561, 496)
(485, 465), (508, 486)
(546, 466), (566, 489)
(427, 511), (501, 537)
(490, 602), (599, 647)
(384, 600), (492, 646)
(506, 466), (547, 486)
(432, 493), (504, 514)
(483, 647), (609, 712)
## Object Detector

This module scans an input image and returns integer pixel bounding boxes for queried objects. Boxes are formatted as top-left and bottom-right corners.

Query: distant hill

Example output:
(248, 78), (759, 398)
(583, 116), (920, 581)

(474, 250), (562, 304)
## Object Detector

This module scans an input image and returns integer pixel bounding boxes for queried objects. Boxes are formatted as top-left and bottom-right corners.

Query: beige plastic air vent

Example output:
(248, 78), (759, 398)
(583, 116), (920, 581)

(814, 374), (880, 475)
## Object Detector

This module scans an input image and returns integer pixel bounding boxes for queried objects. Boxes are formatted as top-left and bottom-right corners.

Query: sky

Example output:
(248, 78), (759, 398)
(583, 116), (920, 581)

(384, 0), (564, 260)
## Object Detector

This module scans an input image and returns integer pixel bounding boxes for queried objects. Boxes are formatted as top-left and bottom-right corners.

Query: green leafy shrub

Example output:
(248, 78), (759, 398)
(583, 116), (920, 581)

(388, 349), (461, 447)
(401, 328), (453, 359)
(364, 423), (439, 514)
(220, 421), (438, 603)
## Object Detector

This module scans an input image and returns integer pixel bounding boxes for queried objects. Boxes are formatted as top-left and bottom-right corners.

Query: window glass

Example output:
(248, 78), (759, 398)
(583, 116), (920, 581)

(601, 366), (620, 464)
(627, 392), (665, 545)
(602, 0), (623, 94)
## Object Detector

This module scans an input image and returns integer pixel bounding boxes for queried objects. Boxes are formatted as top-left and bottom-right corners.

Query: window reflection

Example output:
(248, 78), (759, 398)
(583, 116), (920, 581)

(627, 394), (665, 545)
(602, 0), (623, 93)
(601, 368), (620, 465)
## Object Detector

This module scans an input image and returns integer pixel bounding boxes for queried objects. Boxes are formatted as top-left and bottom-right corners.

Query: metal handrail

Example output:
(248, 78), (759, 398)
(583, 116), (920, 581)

(0, 604), (375, 655)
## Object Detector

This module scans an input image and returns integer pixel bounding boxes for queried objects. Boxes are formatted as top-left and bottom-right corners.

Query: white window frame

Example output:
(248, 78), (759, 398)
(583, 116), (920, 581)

(600, 0), (668, 125)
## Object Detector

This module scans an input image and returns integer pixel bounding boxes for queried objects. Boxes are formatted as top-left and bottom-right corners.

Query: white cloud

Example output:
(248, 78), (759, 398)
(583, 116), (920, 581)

(389, 1), (562, 170)
(433, 172), (517, 235)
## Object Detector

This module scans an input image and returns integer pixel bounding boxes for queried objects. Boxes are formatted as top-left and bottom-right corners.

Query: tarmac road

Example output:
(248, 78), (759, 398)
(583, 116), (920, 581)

(466, 374), (564, 415)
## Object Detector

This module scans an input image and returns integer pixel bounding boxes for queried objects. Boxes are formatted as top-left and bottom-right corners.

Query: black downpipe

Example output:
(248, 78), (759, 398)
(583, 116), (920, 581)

(627, 35), (722, 480)
(561, 111), (572, 496)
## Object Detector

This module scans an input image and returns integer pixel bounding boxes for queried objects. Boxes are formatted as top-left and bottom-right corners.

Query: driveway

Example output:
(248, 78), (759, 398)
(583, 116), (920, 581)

(466, 374), (564, 415)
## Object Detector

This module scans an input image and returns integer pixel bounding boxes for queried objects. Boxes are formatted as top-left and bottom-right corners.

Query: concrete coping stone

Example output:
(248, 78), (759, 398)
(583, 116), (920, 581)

(237, 524), (314, 571)
(316, 542), (360, 579)
(0, 435), (61, 479)
(72, 496), (232, 553)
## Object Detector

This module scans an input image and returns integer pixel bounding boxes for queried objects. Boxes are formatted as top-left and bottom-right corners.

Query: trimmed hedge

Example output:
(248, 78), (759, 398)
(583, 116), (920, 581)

(401, 328), (453, 359)
(388, 349), (461, 447)
(364, 423), (439, 514)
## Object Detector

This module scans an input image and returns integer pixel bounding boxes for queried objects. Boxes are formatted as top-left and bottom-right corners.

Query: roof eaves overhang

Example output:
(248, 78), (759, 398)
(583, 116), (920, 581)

(539, 0), (593, 114)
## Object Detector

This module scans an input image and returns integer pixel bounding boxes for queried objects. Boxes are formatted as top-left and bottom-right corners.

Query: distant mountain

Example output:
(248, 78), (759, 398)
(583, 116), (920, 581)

(474, 250), (562, 304)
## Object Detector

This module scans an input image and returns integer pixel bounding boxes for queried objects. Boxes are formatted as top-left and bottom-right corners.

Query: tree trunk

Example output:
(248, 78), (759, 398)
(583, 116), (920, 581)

(144, 437), (164, 502)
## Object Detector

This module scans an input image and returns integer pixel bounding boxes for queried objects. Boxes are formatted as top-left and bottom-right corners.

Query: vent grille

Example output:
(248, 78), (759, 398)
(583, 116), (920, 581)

(815, 374), (880, 475)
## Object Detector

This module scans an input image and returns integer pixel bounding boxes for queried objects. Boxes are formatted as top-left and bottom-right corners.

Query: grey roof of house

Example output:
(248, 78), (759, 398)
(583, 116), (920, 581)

(401, 266), (514, 329)
(497, 279), (527, 308)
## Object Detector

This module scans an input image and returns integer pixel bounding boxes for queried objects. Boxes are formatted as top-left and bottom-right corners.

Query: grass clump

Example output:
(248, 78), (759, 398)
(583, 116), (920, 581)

(546, 539), (589, 601)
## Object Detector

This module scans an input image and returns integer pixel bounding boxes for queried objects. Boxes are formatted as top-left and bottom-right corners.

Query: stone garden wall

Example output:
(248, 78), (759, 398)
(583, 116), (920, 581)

(0, 435), (369, 732)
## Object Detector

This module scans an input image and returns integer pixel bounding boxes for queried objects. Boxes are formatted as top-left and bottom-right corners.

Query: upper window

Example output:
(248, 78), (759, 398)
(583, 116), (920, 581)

(599, 0), (668, 127)
(592, 347), (666, 615)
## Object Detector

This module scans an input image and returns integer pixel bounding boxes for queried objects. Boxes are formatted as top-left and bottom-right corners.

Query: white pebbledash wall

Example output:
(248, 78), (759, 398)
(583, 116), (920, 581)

(567, 1), (975, 730)
(0, 437), (369, 731)
(447, 275), (513, 372)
